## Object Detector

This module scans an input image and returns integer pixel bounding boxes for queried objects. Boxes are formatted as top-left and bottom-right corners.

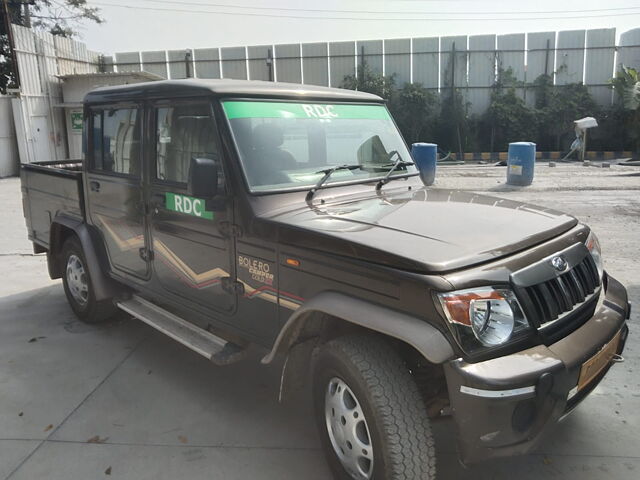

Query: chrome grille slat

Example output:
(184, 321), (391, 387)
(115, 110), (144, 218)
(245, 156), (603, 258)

(519, 254), (600, 327)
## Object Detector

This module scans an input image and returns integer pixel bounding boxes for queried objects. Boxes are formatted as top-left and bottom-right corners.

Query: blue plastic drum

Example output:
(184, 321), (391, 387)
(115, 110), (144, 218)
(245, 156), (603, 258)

(411, 143), (437, 186)
(507, 142), (536, 186)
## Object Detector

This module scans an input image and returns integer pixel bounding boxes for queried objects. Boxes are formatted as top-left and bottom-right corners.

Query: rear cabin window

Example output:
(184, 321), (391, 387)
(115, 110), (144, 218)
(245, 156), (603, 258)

(91, 107), (141, 176)
(155, 103), (220, 184)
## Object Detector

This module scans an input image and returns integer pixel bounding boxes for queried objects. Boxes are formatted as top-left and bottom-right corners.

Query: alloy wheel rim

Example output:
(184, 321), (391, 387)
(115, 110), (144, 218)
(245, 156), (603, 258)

(66, 254), (89, 306)
(324, 377), (374, 479)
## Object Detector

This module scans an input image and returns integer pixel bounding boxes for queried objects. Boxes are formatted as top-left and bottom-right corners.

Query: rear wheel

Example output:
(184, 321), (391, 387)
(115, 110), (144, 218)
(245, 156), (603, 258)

(61, 236), (118, 323)
(313, 335), (436, 480)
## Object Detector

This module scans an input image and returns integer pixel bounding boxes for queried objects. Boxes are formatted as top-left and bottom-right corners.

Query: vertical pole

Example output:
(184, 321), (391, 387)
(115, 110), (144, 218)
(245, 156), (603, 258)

(581, 130), (587, 162)
(544, 38), (550, 76)
(184, 50), (191, 78)
(266, 48), (273, 81)
(452, 42), (463, 161)
(2, 0), (21, 90)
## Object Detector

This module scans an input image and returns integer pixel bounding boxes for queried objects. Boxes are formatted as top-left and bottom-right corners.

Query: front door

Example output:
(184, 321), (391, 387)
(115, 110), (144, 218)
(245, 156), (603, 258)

(147, 100), (235, 314)
(85, 105), (149, 280)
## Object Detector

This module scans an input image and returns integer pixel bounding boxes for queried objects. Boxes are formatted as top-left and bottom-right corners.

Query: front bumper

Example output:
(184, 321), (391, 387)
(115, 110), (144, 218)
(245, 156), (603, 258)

(444, 274), (630, 464)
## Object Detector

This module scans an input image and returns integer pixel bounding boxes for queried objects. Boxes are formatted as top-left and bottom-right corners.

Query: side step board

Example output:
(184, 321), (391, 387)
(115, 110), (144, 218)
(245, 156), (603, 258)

(117, 295), (246, 365)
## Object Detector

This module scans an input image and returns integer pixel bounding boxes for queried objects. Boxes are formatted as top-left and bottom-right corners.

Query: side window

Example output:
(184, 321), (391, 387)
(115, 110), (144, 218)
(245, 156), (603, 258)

(92, 107), (141, 176)
(156, 103), (221, 186)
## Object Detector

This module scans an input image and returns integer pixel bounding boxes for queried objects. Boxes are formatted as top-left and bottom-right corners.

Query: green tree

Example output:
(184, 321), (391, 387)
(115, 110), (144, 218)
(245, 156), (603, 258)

(391, 83), (439, 144)
(1, 0), (103, 94)
(484, 68), (537, 151)
(342, 63), (395, 100)
(610, 66), (640, 153)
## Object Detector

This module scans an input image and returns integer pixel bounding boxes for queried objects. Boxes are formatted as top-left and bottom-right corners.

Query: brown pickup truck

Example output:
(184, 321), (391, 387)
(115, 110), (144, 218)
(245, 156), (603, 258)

(21, 79), (630, 480)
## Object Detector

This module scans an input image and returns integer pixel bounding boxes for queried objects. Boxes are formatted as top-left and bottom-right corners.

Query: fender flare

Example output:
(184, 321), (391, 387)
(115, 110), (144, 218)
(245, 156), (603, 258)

(49, 215), (123, 302)
(262, 291), (455, 365)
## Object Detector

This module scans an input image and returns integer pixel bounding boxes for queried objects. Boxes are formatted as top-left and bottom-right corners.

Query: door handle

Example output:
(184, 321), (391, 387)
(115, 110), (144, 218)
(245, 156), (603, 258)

(89, 180), (100, 192)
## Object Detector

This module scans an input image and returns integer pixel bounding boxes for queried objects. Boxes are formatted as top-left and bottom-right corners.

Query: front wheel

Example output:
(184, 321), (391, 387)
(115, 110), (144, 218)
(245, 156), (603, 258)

(313, 335), (436, 480)
(61, 236), (119, 323)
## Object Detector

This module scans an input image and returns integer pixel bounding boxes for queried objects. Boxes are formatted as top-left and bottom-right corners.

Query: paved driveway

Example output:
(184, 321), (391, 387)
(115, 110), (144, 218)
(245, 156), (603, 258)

(1, 165), (638, 479)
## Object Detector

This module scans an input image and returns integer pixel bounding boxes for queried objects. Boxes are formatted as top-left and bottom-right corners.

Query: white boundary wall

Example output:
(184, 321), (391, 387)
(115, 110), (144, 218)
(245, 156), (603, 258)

(9, 24), (100, 166)
(109, 27), (640, 115)
(0, 96), (19, 177)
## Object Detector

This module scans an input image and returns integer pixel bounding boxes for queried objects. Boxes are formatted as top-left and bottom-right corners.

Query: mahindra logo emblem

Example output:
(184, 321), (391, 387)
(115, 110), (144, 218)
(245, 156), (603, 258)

(551, 255), (568, 272)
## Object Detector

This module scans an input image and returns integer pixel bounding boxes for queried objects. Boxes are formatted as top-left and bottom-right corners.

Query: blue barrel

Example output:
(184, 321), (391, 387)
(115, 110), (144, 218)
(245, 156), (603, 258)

(507, 142), (536, 186)
(411, 143), (437, 186)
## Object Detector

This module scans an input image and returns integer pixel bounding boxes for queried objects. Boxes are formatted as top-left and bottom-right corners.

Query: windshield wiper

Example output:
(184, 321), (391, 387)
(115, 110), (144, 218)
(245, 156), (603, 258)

(375, 151), (415, 191)
(306, 164), (364, 201)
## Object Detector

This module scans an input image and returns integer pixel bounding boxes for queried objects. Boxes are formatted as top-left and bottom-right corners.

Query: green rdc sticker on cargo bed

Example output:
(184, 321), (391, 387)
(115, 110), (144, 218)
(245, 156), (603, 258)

(165, 193), (214, 220)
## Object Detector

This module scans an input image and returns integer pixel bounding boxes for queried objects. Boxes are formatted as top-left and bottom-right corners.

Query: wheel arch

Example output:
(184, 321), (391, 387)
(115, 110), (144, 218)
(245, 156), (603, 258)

(49, 215), (123, 301)
(263, 291), (455, 366)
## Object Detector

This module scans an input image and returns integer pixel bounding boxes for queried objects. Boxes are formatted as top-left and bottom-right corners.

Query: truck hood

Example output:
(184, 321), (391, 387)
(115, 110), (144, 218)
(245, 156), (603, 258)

(267, 188), (578, 273)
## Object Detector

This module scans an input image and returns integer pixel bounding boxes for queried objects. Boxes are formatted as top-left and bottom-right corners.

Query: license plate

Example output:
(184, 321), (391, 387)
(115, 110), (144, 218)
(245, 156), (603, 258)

(577, 330), (622, 392)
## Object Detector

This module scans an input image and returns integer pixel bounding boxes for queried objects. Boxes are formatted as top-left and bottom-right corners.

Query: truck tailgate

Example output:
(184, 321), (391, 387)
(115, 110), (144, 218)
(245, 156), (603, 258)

(21, 161), (84, 249)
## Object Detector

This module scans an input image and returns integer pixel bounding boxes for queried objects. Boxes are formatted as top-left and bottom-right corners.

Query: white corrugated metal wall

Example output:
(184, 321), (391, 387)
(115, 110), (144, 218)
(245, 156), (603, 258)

(107, 27), (640, 116)
(0, 96), (19, 177)
(9, 24), (100, 166)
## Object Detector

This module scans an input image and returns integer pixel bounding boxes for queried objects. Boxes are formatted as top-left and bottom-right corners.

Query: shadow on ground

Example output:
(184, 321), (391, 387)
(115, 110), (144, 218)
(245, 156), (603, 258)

(1, 283), (638, 479)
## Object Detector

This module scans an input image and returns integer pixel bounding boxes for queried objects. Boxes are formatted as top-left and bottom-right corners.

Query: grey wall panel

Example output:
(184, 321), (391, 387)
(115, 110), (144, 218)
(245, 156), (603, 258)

(526, 31), (556, 106)
(497, 33), (525, 80)
(248, 45), (271, 81)
(384, 38), (411, 86)
(103, 55), (114, 73)
(221, 47), (247, 80)
(141, 50), (167, 79)
(618, 28), (640, 70)
(497, 33), (525, 100)
(168, 49), (192, 79)
(527, 31), (555, 81)
(275, 44), (302, 84)
(556, 30), (586, 85)
(585, 29), (616, 106)
(302, 42), (328, 86)
(412, 37), (439, 89)
(194, 48), (220, 79)
(468, 35), (496, 115)
(114, 51), (141, 72)
(329, 41), (355, 88)
(356, 40), (383, 74)
(440, 36), (467, 89)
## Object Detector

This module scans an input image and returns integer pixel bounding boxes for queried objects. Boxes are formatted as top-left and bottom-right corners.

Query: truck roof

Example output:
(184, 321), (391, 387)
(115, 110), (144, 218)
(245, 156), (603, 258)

(84, 78), (383, 104)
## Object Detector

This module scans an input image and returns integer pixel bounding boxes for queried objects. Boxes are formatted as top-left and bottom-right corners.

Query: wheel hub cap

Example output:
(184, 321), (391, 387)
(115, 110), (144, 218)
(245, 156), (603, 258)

(325, 377), (374, 479)
(66, 254), (89, 306)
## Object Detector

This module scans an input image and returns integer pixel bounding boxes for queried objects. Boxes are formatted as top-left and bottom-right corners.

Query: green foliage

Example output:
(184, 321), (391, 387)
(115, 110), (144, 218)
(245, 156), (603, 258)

(611, 66), (640, 111)
(608, 66), (640, 153)
(536, 81), (599, 151)
(484, 68), (538, 151)
(391, 83), (439, 145)
(342, 63), (395, 100)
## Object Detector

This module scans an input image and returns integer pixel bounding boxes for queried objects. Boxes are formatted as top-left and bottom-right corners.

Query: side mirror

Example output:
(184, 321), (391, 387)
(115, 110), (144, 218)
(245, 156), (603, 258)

(188, 157), (218, 198)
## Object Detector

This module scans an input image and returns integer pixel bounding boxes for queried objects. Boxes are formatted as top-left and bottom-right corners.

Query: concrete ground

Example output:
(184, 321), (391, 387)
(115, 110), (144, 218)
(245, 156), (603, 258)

(0, 162), (638, 479)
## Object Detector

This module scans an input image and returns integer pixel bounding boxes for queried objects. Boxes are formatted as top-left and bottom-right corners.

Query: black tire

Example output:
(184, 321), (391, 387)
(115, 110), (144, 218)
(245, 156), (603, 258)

(61, 236), (118, 323)
(313, 335), (436, 480)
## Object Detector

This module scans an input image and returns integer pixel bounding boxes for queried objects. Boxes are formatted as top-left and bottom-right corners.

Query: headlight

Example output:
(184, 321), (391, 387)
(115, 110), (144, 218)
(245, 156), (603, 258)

(586, 230), (603, 278)
(437, 287), (530, 351)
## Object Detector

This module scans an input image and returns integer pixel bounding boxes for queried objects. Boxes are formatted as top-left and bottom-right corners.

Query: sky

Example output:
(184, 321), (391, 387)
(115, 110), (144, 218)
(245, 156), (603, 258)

(77, 0), (640, 54)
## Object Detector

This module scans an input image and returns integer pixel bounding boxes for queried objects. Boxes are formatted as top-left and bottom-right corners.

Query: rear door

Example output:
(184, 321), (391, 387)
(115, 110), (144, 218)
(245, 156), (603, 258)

(147, 99), (235, 313)
(85, 104), (149, 280)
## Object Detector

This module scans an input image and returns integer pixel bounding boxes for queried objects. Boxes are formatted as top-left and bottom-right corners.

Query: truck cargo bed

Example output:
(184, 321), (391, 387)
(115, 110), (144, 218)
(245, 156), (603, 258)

(21, 160), (84, 249)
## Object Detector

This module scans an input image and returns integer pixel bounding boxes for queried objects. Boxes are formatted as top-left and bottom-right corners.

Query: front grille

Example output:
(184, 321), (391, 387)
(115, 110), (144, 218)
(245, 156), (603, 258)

(520, 255), (600, 327)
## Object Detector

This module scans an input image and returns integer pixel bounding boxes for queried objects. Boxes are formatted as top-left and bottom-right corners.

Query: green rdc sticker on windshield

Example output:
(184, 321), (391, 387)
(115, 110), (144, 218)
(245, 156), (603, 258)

(165, 193), (214, 220)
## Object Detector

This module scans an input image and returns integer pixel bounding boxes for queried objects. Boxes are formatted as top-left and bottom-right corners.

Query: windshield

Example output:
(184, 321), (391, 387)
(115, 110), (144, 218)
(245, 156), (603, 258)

(222, 100), (416, 192)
